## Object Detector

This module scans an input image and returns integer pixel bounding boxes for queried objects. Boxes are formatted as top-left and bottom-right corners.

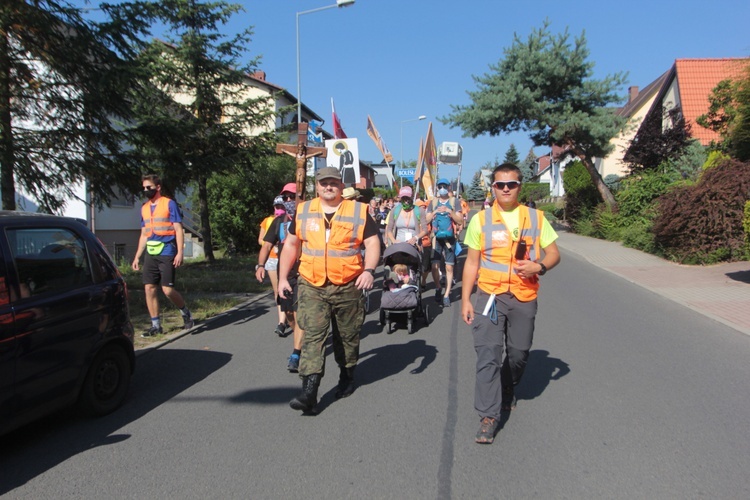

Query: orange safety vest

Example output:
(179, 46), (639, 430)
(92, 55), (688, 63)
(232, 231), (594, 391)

(296, 198), (367, 286)
(477, 204), (544, 302)
(141, 197), (176, 237)
(260, 215), (279, 259)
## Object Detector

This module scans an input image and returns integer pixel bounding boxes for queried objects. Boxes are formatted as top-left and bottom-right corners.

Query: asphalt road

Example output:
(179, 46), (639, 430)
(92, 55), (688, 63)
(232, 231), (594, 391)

(2, 248), (749, 499)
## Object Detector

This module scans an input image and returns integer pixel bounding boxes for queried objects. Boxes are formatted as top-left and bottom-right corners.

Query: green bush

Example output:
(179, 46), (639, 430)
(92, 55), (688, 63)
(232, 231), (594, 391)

(616, 169), (679, 224)
(563, 160), (599, 223)
(594, 205), (622, 241)
(620, 221), (659, 255)
(520, 182), (550, 203)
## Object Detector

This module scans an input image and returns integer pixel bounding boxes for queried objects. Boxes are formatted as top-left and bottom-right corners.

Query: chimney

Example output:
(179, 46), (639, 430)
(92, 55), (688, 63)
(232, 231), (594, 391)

(252, 70), (266, 81)
(628, 86), (639, 103)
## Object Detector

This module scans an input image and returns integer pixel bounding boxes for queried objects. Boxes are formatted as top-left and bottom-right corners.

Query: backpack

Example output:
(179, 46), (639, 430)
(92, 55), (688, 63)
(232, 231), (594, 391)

(431, 198), (455, 239)
(390, 204), (421, 236)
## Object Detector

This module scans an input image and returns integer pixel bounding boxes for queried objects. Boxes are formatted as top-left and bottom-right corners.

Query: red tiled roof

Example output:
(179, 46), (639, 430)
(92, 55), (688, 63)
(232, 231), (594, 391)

(675, 58), (748, 144)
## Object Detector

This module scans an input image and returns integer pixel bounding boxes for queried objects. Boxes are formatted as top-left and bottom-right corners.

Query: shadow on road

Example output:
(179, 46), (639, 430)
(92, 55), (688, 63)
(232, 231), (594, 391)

(0, 349), (232, 495)
(190, 299), (271, 335)
(516, 349), (570, 403)
(726, 270), (750, 284)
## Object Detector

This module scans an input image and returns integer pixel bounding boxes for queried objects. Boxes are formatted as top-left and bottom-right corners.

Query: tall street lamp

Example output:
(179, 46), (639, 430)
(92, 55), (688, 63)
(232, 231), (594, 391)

(400, 115), (426, 187)
(296, 0), (355, 125)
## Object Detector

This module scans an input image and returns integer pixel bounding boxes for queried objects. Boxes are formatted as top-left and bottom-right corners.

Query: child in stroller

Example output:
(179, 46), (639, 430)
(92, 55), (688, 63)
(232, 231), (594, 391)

(379, 242), (431, 334)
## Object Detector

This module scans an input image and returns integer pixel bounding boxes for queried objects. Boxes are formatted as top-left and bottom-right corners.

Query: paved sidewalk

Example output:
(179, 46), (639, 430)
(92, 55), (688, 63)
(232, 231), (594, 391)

(555, 230), (750, 337)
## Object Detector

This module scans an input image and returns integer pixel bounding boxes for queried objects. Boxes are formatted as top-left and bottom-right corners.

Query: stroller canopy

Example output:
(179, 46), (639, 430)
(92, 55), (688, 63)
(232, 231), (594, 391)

(383, 242), (421, 269)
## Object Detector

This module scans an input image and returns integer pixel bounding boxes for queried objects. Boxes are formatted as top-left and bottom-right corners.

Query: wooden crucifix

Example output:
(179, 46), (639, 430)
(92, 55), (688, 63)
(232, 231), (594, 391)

(276, 122), (327, 202)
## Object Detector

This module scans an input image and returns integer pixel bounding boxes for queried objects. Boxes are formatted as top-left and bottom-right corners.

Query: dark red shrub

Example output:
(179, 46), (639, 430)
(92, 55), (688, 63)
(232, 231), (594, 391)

(653, 159), (750, 263)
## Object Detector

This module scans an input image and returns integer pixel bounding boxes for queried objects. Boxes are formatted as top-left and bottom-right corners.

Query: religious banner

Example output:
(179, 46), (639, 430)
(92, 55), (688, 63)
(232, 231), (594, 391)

(366, 115), (393, 164)
(325, 138), (360, 185)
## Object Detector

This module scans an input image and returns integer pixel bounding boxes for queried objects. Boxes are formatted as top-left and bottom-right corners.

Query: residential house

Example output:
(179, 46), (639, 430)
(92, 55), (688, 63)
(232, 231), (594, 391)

(594, 71), (670, 178)
(641, 58), (748, 147)
(533, 145), (577, 198)
(594, 58), (748, 180)
(367, 161), (396, 189)
(70, 69), (325, 263)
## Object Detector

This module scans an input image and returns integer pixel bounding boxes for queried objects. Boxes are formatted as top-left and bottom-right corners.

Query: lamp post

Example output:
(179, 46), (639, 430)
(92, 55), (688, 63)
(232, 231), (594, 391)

(400, 115), (426, 187)
(296, 0), (355, 125)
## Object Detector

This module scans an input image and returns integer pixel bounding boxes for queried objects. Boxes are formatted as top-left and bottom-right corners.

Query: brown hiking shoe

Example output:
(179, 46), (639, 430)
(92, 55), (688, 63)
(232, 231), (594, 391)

(475, 417), (499, 444)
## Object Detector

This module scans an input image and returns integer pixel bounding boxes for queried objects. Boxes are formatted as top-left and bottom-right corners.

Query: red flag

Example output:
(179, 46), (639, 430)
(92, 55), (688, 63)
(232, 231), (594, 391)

(366, 115), (393, 163)
(331, 98), (347, 139)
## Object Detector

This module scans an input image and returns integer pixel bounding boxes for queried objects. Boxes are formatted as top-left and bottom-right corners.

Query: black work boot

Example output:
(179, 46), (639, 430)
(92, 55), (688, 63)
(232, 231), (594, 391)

(335, 366), (356, 399)
(289, 374), (321, 414)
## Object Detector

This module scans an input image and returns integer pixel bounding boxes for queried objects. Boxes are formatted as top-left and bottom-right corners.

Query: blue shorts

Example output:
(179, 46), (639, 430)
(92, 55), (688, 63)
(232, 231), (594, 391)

(432, 237), (457, 266)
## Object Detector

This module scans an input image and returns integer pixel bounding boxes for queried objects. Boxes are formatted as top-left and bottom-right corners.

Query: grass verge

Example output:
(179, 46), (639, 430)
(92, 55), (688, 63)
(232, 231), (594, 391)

(119, 254), (269, 348)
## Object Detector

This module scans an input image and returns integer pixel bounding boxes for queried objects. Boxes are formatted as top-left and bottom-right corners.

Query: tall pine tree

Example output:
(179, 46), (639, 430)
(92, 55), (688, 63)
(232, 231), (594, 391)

(130, 0), (277, 262)
(444, 20), (626, 209)
(503, 143), (520, 165)
(0, 0), (150, 212)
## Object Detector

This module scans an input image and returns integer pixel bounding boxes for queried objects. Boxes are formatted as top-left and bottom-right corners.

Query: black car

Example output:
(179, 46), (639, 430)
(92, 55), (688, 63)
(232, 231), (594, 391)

(0, 211), (135, 436)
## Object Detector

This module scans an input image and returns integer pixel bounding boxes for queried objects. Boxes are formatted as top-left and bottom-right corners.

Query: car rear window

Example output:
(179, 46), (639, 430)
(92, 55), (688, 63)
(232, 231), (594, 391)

(7, 227), (93, 297)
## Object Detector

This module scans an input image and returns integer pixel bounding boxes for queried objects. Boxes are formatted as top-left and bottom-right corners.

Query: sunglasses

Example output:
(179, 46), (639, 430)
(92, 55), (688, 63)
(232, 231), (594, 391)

(437, 184), (449, 189)
(281, 194), (296, 201)
(492, 181), (521, 190)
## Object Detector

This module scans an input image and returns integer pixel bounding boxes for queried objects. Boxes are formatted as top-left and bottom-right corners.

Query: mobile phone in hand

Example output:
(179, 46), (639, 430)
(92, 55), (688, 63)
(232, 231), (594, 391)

(515, 240), (527, 260)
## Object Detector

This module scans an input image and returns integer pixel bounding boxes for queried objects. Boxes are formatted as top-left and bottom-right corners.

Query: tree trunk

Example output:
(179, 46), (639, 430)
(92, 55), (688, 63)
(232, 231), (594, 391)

(578, 153), (617, 210)
(198, 174), (215, 262)
(0, 28), (16, 211)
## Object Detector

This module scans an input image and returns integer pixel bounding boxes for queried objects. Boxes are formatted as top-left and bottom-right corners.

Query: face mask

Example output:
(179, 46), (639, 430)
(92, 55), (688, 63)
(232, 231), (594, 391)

(274, 208), (286, 217)
(143, 188), (157, 200)
(401, 201), (413, 211)
(283, 200), (296, 216)
(437, 188), (448, 197)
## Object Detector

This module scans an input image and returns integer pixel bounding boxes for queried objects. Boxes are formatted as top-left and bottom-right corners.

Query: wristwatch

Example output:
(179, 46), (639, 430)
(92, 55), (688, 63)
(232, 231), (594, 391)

(255, 263), (265, 271)
(538, 262), (547, 276)
(364, 268), (376, 275)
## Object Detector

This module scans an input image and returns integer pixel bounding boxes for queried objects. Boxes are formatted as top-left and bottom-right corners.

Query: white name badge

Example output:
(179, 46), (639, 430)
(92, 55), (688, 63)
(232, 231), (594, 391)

(402, 230), (413, 241)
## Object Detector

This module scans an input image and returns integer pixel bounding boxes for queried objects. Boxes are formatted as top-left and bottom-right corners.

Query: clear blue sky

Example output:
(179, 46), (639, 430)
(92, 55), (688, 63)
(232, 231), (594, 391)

(77, 0), (750, 183)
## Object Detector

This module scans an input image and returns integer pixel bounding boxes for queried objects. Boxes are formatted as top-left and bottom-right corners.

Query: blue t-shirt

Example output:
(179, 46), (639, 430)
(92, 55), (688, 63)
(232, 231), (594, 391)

(141, 199), (182, 256)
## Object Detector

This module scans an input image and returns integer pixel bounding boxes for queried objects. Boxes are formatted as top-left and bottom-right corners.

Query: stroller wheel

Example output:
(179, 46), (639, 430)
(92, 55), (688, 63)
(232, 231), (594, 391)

(380, 309), (386, 326)
(423, 304), (431, 326)
(388, 322), (396, 334)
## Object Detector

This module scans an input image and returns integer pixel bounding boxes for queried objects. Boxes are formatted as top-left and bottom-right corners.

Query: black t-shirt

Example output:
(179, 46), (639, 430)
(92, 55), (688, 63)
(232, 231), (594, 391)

(288, 205), (380, 240)
(263, 215), (298, 274)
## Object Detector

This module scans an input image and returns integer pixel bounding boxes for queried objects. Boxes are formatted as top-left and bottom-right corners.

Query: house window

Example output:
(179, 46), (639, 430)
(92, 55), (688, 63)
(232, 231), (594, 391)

(111, 190), (135, 207)
(114, 244), (126, 264)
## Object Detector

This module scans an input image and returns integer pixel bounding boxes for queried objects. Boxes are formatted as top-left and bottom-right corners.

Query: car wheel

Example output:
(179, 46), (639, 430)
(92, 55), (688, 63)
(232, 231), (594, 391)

(79, 345), (131, 416)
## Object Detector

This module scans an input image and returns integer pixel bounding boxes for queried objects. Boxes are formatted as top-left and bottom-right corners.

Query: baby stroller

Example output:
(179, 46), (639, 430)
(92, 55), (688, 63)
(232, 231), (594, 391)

(379, 242), (431, 334)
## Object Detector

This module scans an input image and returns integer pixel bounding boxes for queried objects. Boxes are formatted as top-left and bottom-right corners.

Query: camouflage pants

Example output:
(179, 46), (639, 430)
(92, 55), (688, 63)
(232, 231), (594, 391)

(297, 277), (364, 377)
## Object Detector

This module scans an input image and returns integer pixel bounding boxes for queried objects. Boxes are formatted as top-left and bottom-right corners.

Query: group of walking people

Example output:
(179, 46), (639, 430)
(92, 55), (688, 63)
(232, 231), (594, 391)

(135, 162), (560, 445)
(249, 163), (560, 444)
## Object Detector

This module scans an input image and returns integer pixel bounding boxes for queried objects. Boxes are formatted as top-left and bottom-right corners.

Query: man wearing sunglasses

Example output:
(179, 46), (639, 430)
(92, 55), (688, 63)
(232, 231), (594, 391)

(461, 163), (560, 444)
(278, 167), (381, 414)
